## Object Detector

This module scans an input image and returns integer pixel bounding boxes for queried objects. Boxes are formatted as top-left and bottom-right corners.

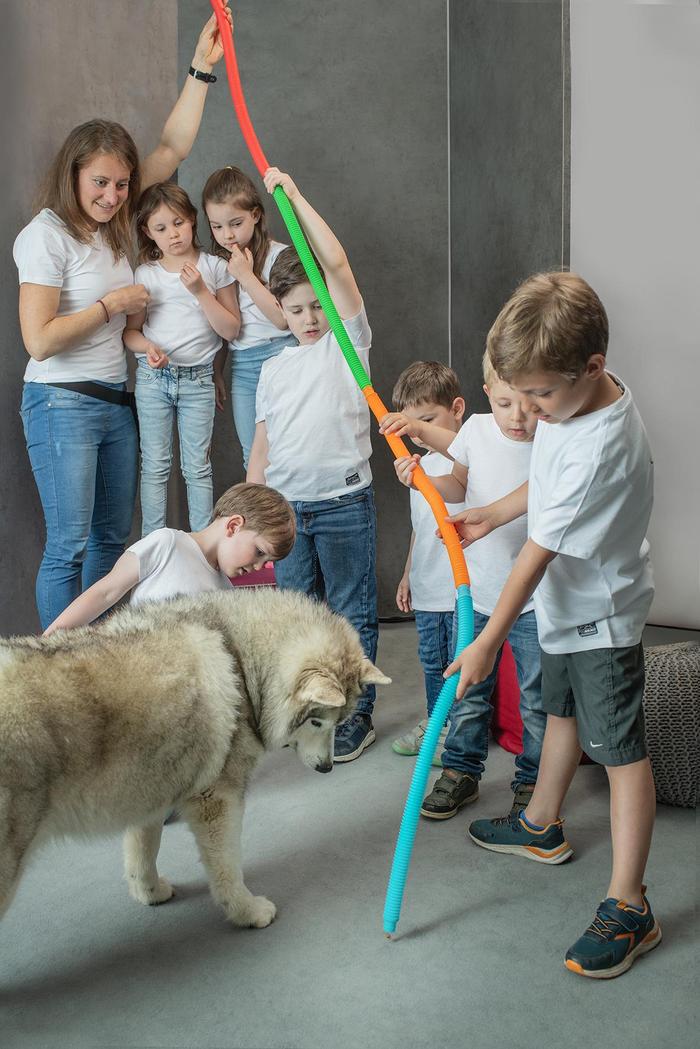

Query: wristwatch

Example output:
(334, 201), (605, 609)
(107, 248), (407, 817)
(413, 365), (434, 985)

(189, 66), (217, 84)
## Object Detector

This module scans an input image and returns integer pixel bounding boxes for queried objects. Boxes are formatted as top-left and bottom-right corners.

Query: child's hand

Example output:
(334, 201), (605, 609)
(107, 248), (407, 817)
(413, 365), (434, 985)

(380, 412), (424, 442)
(396, 575), (412, 613)
(214, 370), (227, 411)
(180, 263), (206, 296)
(227, 245), (255, 283)
(394, 454), (421, 488)
(263, 167), (299, 202)
(444, 638), (496, 700)
(444, 507), (495, 548)
(146, 344), (169, 369)
(192, 6), (233, 69)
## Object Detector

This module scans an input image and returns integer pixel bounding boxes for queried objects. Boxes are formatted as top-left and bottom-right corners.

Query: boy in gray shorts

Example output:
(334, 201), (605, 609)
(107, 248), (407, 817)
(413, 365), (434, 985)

(446, 272), (660, 980)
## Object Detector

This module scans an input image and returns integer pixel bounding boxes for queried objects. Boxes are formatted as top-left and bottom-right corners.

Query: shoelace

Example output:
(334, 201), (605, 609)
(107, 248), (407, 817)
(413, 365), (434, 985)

(586, 911), (626, 942)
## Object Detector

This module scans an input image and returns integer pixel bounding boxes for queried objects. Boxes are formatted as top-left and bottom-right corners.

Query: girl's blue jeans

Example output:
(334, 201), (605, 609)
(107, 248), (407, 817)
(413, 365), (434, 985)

(20, 380), (138, 630)
(231, 335), (292, 468)
(274, 485), (379, 715)
(414, 609), (454, 718)
(135, 360), (215, 535)
(444, 608), (545, 789)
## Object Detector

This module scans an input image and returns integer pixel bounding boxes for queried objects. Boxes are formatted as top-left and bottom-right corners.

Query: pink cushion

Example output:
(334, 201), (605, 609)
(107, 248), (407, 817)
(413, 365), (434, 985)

(229, 562), (276, 588)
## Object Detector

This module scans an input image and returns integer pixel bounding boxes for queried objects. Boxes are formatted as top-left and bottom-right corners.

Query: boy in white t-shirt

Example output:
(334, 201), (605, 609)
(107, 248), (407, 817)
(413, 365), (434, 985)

(445, 273), (659, 979)
(43, 483), (295, 633)
(382, 353), (543, 819)
(247, 167), (377, 763)
(389, 362), (466, 765)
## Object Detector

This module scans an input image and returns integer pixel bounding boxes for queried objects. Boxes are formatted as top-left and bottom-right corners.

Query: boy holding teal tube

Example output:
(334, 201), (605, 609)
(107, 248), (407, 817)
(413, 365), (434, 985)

(247, 167), (378, 763)
(443, 272), (659, 979)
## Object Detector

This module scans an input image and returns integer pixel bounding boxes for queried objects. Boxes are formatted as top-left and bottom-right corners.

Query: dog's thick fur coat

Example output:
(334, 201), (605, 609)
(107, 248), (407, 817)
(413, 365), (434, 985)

(0, 589), (389, 928)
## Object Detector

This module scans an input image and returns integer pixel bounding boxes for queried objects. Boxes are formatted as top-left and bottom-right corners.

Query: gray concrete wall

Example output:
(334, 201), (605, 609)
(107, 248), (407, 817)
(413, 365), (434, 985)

(1, 1), (178, 634)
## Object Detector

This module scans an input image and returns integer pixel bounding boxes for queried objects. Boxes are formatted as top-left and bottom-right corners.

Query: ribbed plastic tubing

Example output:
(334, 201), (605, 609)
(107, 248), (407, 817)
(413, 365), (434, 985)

(210, 0), (475, 935)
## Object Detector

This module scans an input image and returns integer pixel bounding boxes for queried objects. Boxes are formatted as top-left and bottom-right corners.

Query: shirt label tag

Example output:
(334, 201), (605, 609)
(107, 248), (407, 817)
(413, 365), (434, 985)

(577, 622), (598, 637)
(345, 472), (360, 487)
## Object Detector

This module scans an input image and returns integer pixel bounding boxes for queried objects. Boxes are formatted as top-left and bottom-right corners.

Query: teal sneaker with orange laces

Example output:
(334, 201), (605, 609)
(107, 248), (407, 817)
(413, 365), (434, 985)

(468, 809), (573, 864)
(565, 889), (662, 979)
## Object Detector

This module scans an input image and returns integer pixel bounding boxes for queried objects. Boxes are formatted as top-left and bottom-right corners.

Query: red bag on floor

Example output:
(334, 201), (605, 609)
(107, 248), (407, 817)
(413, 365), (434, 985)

(491, 641), (522, 754)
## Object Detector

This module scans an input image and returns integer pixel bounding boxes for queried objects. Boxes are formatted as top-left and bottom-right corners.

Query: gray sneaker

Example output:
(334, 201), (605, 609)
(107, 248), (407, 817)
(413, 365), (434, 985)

(392, 718), (448, 767)
(420, 768), (479, 820)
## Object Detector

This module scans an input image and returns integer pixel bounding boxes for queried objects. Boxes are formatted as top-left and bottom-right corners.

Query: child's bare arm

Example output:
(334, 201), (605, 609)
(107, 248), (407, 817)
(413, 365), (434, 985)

(226, 247), (287, 329)
(396, 532), (415, 613)
(247, 421), (270, 484)
(123, 309), (169, 368)
(446, 481), (529, 547)
(179, 265), (240, 341)
(43, 552), (140, 635)
(263, 168), (362, 321)
(394, 457), (467, 504)
(379, 413), (456, 456)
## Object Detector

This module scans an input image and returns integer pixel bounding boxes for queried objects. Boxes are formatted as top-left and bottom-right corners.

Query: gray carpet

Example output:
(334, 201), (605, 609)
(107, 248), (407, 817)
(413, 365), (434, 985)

(1, 623), (697, 1049)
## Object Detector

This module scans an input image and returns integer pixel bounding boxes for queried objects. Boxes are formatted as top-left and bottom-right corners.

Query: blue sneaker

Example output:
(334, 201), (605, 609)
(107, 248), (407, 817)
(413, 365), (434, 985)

(565, 889), (662, 979)
(468, 810), (573, 865)
(334, 711), (376, 763)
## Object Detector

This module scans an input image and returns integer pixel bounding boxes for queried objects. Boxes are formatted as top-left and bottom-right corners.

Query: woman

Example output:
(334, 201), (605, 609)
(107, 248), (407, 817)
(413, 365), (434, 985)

(14, 9), (232, 630)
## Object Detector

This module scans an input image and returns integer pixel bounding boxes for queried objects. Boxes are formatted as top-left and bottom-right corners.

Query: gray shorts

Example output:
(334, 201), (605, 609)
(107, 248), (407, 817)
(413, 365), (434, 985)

(541, 643), (647, 766)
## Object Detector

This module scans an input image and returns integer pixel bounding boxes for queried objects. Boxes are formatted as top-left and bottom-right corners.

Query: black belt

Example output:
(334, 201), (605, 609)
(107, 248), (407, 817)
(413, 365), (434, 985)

(47, 381), (135, 408)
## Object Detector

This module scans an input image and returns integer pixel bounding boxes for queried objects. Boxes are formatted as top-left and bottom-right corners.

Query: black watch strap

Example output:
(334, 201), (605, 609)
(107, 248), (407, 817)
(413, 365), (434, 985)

(189, 66), (217, 84)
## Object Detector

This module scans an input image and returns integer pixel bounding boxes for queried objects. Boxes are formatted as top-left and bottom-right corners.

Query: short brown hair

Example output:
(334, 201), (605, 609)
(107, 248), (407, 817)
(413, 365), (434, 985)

(202, 166), (272, 281)
(269, 246), (324, 302)
(135, 183), (201, 264)
(37, 119), (140, 262)
(487, 272), (609, 383)
(213, 483), (296, 559)
(392, 361), (462, 411)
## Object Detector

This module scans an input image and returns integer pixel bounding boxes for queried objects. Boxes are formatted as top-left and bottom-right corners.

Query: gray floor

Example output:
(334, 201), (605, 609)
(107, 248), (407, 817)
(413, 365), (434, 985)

(1, 623), (697, 1049)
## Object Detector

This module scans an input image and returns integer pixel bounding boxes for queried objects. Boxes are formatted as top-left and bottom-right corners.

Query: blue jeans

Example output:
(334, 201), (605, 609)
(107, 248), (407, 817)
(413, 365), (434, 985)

(414, 609), (454, 718)
(274, 486), (378, 715)
(21, 380), (138, 630)
(444, 608), (545, 789)
(231, 335), (294, 468)
(135, 360), (215, 535)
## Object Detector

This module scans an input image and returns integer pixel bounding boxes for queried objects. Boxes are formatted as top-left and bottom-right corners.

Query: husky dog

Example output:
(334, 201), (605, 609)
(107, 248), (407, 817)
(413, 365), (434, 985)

(0, 589), (390, 929)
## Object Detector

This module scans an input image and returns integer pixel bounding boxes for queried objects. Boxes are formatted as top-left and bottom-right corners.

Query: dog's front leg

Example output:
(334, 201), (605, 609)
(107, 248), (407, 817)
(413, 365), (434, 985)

(123, 823), (174, 905)
(183, 788), (276, 928)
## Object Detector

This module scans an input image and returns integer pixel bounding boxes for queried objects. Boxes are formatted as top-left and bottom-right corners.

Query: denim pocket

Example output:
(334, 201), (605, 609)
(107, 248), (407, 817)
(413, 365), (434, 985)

(136, 365), (160, 386)
(195, 369), (214, 388)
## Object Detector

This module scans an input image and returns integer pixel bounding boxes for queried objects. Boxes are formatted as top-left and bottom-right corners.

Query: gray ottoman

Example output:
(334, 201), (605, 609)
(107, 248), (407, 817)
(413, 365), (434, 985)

(643, 642), (700, 808)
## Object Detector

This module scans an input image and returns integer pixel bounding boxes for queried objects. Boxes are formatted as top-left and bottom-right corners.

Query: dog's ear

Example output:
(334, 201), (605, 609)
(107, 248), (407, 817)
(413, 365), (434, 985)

(296, 671), (346, 708)
(359, 657), (392, 686)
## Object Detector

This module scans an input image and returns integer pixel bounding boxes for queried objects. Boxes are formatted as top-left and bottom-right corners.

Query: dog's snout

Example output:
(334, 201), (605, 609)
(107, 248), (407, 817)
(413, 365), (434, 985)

(315, 762), (333, 774)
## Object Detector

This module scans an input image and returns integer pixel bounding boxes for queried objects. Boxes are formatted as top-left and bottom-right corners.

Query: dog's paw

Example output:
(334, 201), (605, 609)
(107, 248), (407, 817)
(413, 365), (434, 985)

(228, 894), (277, 928)
(128, 876), (175, 906)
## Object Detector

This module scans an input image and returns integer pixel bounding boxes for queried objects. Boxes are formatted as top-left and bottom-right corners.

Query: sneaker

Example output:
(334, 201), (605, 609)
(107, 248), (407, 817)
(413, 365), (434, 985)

(565, 889), (662, 979)
(392, 718), (448, 767)
(468, 810), (573, 864)
(509, 782), (536, 817)
(420, 768), (479, 819)
(334, 711), (376, 763)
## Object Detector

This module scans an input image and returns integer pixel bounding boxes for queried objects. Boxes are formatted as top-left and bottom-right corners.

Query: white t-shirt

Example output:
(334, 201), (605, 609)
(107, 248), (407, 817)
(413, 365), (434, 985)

(128, 528), (233, 606)
(255, 305), (373, 501)
(13, 208), (133, 383)
(448, 414), (533, 617)
(528, 376), (654, 654)
(409, 450), (465, 612)
(231, 240), (289, 351)
(136, 253), (235, 368)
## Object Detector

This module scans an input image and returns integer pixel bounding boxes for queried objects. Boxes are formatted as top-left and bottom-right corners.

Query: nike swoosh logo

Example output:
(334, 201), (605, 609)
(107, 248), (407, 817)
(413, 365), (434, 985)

(590, 742), (604, 748)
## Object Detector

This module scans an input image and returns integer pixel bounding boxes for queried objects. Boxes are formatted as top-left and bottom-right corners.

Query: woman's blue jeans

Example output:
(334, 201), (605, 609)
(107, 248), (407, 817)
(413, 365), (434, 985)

(135, 360), (215, 535)
(444, 608), (545, 789)
(231, 335), (292, 468)
(21, 381), (138, 630)
(274, 485), (378, 715)
(414, 609), (454, 718)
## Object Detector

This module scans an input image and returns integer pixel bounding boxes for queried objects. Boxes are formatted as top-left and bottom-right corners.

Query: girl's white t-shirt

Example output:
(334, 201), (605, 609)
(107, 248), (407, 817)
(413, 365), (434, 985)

(528, 376), (654, 654)
(13, 208), (133, 383)
(448, 414), (533, 617)
(136, 253), (235, 367)
(255, 305), (372, 501)
(409, 450), (465, 612)
(230, 240), (289, 352)
(128, 528), (232, 605)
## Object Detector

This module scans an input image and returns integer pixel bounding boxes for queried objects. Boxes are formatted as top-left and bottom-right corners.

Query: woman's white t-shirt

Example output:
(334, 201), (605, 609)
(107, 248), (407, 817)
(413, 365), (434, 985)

(230, 240), (288, 352)
(528, 376), (654, 654)
(409, 450), (465, 612)
(135, 253), (235, 367)
(255, 305), (372, 501)
(448, 414), (533, 617)
(128, 528), (232, 606)
(13, 208), (133, 383)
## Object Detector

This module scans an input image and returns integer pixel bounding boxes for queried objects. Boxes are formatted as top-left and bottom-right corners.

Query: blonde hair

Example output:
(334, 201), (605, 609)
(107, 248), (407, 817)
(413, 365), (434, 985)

(213, 483), (296, 559)
(487, 272), (609, 383)
(135, 183), (202, 264)
(392, 361), (461, 411)
(481, 350), (499, 387)
(202, 166), (272, 281)
(37, 119), (140, 261)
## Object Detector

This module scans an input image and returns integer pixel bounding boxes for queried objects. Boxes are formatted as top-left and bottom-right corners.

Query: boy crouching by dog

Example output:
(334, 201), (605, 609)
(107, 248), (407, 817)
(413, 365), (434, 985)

(445, 272), (659, 979)
(43, 482), (295, 633)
